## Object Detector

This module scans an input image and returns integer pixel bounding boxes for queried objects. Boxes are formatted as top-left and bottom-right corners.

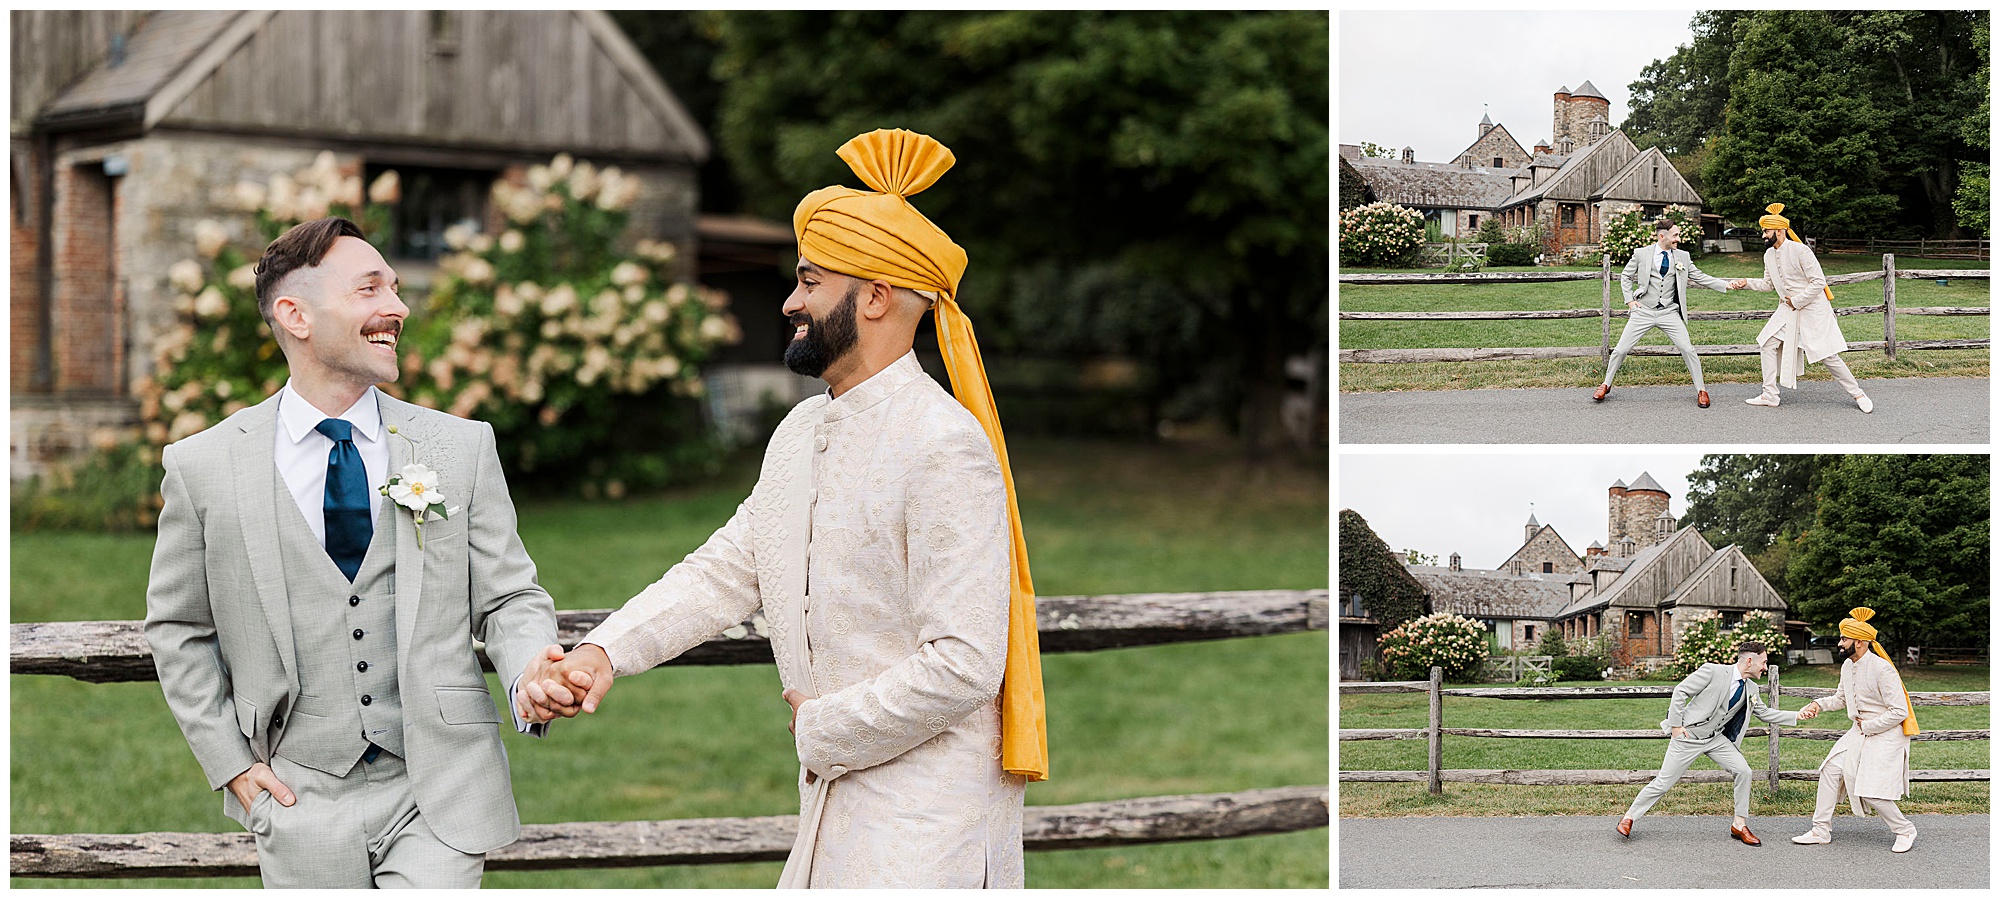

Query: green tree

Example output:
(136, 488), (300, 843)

(705, 11), (1329, 457)
(1624, 11), (1747, 156)
(1683, 454), (1831, 594)
(1338, 509), (1428, 630)
(1787, 455), (1989, 655)
(1951, 14), (1990, 235)
(1357, 141), (1394, 159)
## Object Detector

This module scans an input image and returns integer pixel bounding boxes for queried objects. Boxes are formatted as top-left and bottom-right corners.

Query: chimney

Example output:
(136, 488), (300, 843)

(1449, 552), (1461, 572)
(1401, 146), (1415, 164)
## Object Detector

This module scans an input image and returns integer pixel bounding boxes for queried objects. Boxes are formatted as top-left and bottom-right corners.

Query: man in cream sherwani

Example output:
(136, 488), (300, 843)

(1618, 641), (1799, 845)
(1790, 607), (1919, 852)
(1594, 220), (1735, 408)
(145, 217), (563, 886)
(518, 129), (1048, 888)
(1728, 203), (1874, 412)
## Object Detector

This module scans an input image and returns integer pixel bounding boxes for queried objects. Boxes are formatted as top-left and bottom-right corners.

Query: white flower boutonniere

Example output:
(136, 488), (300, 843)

(379, 426), (450, 549)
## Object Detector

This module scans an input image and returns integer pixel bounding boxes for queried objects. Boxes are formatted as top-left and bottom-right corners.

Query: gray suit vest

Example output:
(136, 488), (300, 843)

(271, 488), (404, 776)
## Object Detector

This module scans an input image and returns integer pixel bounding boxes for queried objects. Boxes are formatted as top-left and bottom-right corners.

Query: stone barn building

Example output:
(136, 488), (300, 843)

(1340, 80), (1704, 257)
(11, 10), (714, 479)
(1405, 471), (1789, 671)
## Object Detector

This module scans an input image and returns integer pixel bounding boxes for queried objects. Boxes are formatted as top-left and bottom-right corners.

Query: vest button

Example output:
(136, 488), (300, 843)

(361, 694), (373, 706)
(349, 596), (361, 607)
(272, 716), (283, 730)
(357, 661), (369, 673)
(353, 629), (364, 640)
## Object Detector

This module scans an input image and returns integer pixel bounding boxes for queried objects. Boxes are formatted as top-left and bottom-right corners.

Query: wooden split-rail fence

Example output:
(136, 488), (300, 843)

(11, 589), (1330, 878)
(1340, 666), (1991, 796)
(1339, 254), (1990, 365)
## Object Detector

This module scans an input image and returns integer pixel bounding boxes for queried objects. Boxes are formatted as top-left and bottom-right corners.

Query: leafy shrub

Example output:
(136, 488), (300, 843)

(1671, 609), (1786, 678)
(1600, 204), (1700, 265)
(1487, 242), (1538, 266)
(1377, 612), (1490, 682)
(1339, 202), (1425, 267)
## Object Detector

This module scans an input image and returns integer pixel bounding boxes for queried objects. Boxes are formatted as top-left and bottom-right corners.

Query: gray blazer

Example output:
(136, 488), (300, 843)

(1661, 662), (1799, 745)
(143, 391), (556, 854)
(1621, 244), (1732, 320)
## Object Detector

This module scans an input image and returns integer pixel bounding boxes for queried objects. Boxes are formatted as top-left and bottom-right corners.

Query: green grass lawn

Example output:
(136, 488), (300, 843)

(10, 437), (1330, 888)
(1339, 253), (1992, 391)
(1338, 667), (1990, 819)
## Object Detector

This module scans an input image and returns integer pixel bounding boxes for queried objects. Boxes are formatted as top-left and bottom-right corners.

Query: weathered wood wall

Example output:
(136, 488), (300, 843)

(164, 11), (698, 160)
(8, 10), (150, 134)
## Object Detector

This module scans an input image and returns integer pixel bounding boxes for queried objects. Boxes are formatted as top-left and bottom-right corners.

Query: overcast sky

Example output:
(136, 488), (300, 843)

(1340, 453), (1709, 570)
(1340, 11), (1698, 162)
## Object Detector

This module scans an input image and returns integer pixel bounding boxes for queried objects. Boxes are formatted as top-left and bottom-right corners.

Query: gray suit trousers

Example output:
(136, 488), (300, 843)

(1604, 302), (1704, 391)
(233, 751), (484, 888)
(1625, 732), (1754, 821)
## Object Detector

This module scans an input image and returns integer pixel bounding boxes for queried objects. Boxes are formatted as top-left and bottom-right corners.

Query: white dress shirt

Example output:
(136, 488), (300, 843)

(275, 381), (387, 545)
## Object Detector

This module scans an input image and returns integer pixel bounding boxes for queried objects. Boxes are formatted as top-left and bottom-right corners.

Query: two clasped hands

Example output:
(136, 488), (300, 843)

(1625, 278), (1792, 310)
(512, 643), (811, 734)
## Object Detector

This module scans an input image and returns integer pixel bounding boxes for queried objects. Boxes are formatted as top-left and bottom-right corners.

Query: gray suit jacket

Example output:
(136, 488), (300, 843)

(143, 390), (556, 854)
(1661, 662), (1799, 746)
(1621, 245), (1731, 320)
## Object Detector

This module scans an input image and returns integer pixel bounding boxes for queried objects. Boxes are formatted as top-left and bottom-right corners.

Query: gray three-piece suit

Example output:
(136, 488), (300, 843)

(1605, 243), (1732, 391)
(144, 391), (556, 887)
(1625, 662), (1800, 822)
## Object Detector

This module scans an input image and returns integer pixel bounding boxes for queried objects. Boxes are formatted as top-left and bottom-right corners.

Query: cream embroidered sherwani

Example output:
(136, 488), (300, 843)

(1746, 240), (1852, 388)
(1812, 652), (1914, 806)
(580, 351), (1025, 888)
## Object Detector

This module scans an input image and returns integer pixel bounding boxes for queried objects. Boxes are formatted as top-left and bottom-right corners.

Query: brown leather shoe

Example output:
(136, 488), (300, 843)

(1731, 823), (1761, 846)
(1697, 390), (1711, 408)
(1593, 384), (1611, 402)
(1617, 817), (1633, 837)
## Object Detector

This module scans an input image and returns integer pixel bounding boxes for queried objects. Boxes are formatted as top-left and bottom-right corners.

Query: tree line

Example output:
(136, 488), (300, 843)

(1682, 454), (1989, 655)
(1624, 10), (1989, 239)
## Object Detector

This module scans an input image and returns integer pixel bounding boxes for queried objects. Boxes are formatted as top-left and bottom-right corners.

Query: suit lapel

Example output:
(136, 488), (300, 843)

(233, 394), (300, 693)
(381, 395), (426, 656)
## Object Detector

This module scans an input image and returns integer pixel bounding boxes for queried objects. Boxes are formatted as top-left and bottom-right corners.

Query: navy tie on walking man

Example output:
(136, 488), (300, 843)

(1617, 641), (1801, 846)
(1594, 220), (1739, 408)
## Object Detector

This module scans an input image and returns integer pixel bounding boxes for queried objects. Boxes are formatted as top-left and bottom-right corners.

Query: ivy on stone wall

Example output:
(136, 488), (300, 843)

(1338, 509), (1429, 630)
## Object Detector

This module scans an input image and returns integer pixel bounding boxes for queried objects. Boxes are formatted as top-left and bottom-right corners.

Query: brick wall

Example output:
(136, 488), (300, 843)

(51, 160), (121, 395)
(12, 140), (44, 392)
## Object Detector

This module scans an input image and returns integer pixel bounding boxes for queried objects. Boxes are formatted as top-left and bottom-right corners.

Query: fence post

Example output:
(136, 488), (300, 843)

(1428, 665), (1444, 796)
(1883, 253), (1897, 359)
(1600, 254), (1612, 361)
(1767, 662), (1782, 791)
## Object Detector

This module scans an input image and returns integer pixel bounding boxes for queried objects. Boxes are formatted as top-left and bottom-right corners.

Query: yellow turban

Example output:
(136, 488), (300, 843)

(793, 128), (1049, 782)
(1757, 203), (1832, 304)
(1837, 607), (1919, 736)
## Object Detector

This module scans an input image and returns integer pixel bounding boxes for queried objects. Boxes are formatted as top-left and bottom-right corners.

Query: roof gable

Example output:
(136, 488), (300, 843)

(1600, 526), (1716, 608)
(1497, 523), (1583, 573)
(1592, 146), (1704, 205)
(1501, 129), (1639, 208)
(1451, 122), (1528, 166)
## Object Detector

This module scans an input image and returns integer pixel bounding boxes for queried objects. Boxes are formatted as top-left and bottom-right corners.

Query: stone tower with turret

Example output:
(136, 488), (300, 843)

(1607, 472), (1672, 554)
(1552, 81), (1611, 153)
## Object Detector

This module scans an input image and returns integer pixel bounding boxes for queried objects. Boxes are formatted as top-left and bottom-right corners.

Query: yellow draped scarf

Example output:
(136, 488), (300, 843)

(793, 128), (1049, 781)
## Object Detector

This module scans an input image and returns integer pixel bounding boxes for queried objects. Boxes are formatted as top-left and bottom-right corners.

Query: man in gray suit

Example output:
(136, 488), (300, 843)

(1593, 220), (1737, 407)
(1617, 641), (1800, 846)
(144, 217), (564, 887)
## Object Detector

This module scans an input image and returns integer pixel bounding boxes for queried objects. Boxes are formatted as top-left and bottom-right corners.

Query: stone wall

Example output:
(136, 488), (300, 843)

(1508, 526), (1584, 575)
(1454, 126), (1530, 171)
(1618, 489), (1668, 547)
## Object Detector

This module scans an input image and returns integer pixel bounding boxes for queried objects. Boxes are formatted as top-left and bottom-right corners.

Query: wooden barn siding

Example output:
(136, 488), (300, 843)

(1610, 533), (1712, 608)
(1597, 151), (1703, 206)
(1537, 133), (1639, 202)
(1675, 549), (1787, 612)
(10, 11), (149, 132)
(166, 12), (671, 155)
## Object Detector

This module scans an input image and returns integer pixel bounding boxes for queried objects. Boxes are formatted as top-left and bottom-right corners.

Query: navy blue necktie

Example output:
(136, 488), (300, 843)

(1722, 678), (1748, 741)
(315, 418), (371, 581)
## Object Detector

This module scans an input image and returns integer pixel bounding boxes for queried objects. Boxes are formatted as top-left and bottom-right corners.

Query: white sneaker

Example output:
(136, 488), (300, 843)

(1856, 394), (1873, 413)
(1893, 832), (1915, 853)
(1791, 831), (1831, 845)
(1746, 392), (1781, 406)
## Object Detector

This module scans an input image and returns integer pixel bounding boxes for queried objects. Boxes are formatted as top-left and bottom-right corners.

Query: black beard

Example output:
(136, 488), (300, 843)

(1763, 237), (1779, 249)
(783, 284), (860, 379)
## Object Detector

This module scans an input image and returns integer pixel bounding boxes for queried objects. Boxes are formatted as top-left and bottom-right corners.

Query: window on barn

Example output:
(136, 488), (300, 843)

(1493, 156), (1504, 168)
(1561, 204), (1576, 226)
(366, 163), (495, 262)
(1469, 214), (1480, 230)
(1722, 611), (1744, 630)
(1628, 613), (1645, 637)
(1524, 625), (1536, 642)
(1543, 562), (1553, 573)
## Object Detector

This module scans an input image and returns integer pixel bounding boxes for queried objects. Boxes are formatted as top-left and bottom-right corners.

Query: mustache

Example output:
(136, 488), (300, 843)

(788, 312), (813, 327)
(363, 318), (403, 336)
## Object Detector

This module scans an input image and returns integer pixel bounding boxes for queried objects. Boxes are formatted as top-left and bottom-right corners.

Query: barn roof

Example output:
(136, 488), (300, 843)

(35, 11), (241, 128)
(1348, 155), (1518, 210)
(1407, 566), (1570, 620)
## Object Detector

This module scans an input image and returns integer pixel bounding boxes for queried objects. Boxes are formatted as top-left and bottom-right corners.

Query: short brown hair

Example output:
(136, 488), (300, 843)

(1654, 219), (1675, 232)
(1736, 641), (1767, 657)
(254, 217), (366, 325)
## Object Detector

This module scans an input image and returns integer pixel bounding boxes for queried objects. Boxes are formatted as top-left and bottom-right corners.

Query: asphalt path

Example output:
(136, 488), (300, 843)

(1338, 377), (1988, 444)
(1339, 814), (1989, 888)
